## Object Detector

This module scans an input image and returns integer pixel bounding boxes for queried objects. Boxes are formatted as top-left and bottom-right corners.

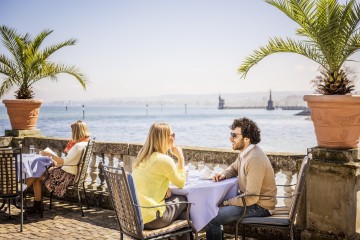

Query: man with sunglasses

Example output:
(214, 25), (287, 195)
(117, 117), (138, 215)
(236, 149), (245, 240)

(205, 117), (277, 240)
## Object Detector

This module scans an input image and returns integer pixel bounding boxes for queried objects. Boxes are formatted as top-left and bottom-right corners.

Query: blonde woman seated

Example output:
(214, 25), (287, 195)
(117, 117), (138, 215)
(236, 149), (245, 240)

(26, 120), (90, 216)
(132, 122), (187, 230)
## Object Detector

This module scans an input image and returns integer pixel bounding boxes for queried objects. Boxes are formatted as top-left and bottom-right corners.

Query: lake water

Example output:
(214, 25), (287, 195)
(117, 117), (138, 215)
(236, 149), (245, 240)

(0, 105), (317, 154)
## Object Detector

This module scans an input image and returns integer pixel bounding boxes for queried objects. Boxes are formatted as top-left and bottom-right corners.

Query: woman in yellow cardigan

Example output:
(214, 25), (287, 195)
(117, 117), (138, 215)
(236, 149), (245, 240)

(132, 122), (186, 230)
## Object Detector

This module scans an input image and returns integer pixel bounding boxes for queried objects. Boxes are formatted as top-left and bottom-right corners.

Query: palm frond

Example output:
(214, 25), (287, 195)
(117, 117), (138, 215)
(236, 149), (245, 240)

(29, 29), (53, 53)
(0, 77), (15, 97)
(41, 39), (77, 60)
(238, 37), (326, 78)
(30, 63), (88, 90)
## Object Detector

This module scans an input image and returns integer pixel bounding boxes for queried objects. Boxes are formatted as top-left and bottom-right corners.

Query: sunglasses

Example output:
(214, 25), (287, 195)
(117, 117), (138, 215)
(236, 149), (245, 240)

(170, 133), (176, 139)
(230, 132), (241, 138)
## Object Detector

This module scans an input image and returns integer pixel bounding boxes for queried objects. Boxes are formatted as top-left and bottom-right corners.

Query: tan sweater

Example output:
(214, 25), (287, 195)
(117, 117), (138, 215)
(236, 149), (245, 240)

(223, 145), (277, 210)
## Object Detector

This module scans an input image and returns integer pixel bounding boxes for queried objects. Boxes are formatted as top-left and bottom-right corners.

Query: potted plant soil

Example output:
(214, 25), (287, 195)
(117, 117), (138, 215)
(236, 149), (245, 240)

(0, 26), (88, 131)
(238, 0), (360, 149)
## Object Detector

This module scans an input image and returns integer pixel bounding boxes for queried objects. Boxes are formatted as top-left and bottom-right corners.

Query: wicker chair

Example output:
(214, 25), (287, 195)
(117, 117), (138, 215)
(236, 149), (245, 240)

(0, 147), (27, 232)
(103, 165), (198, 240)
(48, 137), (95, 216)
(234, 152), (311, 240)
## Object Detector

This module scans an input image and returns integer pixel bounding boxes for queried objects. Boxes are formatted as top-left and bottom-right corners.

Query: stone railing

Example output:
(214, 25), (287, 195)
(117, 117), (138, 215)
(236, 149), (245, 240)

(19, 137), (304, 204)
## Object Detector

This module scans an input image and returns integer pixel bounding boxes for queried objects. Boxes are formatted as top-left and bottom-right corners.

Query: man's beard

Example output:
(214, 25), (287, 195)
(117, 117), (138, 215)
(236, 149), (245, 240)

(233, 138), (245, 151)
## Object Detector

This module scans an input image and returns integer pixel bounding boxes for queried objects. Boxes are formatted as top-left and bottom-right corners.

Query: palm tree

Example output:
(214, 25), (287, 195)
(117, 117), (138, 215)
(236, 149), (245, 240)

(238, 0), (360, 95)
(0, 25), (88, 99)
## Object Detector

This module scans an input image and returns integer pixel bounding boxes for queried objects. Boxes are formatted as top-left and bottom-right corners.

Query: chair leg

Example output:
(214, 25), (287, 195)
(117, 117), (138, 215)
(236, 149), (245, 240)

(242, 225), (246, 240)
(7, 199), (11, 219)
(0, 199), (5, 210)
(83, 182), (90, 209)
(235, 221), (240, 240)
(49, 191), (53, 209)
(20, 192), (23, 232)
(76, 188), (84, 217)
(290, 224), (295, 240)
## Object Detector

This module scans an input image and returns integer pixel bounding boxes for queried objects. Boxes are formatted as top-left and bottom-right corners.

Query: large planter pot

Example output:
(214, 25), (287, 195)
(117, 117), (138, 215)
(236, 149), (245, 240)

(303, 94), (360, 149)
(2, 99), (43, 130)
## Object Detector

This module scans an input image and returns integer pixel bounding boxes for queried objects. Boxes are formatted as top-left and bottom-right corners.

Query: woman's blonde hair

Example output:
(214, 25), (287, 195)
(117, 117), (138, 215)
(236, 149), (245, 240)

(133, 122), (171, 168)
(71, 120), (90, 142)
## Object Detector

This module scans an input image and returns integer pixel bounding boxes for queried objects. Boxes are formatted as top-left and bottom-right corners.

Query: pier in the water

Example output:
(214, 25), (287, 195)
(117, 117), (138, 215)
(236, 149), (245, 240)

(218, 91), (310, 115)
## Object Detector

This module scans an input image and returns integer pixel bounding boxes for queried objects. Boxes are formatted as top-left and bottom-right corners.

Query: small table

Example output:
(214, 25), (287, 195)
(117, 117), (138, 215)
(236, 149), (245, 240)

(171, 170), (238, 232)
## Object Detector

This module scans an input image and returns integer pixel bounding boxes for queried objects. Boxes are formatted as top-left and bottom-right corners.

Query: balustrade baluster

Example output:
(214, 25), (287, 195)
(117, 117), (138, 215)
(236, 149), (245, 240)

(98, 153), (105, 188)
(89, 153), (98, 189)
(282, 169), (295, 208)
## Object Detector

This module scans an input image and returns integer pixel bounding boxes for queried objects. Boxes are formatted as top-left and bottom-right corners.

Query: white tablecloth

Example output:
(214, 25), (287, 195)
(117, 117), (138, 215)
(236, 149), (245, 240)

(20, 154), (52, 178)
(171, 170), (238, 232)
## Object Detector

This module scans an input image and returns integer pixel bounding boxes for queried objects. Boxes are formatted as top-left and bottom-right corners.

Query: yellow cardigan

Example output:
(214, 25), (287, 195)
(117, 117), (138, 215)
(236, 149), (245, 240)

(132, 152), (186, 224)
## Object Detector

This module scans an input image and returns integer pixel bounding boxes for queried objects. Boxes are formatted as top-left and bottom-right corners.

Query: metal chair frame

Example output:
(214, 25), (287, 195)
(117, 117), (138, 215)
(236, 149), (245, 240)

(103, 165), (198, 240)
(0, 147), (27, 232)
(235, 150), (312, 240)
(48, 137), (95, 217)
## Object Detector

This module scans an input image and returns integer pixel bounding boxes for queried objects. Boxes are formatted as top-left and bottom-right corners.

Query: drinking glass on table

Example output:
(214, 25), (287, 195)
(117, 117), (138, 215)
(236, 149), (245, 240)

(29, 145), (35, 156)
(198, 161), (205, 172)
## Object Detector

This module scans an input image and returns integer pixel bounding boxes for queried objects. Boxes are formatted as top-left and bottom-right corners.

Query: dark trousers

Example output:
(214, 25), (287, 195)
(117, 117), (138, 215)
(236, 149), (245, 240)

(205, 204), (271, 240)
(144, 194), (187, 230)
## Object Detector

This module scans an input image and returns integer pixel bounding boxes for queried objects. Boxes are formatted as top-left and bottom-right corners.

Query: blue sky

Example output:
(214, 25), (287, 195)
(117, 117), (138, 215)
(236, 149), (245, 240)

(0, 0), (358, 101)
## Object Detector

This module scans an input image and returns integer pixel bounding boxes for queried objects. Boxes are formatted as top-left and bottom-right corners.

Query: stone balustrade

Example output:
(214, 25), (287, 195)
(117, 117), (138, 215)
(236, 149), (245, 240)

(19, 136), (304, 191)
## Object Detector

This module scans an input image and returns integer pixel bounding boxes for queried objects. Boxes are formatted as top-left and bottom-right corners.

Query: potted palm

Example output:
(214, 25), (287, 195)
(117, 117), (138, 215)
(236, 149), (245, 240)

(238, 0), (360, 149)
(0, 25), (88, 130)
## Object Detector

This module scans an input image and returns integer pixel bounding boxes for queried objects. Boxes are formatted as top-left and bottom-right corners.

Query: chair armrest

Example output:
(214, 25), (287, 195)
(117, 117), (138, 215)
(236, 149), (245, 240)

(134, 201), (194, 209)
(276, 183), (296, 187)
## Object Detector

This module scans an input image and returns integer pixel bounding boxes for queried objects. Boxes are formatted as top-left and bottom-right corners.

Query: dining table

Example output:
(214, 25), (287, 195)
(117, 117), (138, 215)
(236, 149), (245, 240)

(20, 154), (53, 179)
(170, 170), (238, 232)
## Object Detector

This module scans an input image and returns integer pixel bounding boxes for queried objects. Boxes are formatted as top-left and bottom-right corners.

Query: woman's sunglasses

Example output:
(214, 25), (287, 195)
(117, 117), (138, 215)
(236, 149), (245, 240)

(170, 133), (176, 139)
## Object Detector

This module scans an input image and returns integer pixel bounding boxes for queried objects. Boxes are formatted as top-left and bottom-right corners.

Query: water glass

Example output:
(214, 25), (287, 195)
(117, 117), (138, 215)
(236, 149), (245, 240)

(198, 161), (205, 171)
(29, 145), (35, 156)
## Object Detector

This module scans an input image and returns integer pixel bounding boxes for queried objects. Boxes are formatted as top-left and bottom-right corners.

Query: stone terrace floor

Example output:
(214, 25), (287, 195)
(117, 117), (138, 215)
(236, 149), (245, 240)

(0, 198), (245, 240)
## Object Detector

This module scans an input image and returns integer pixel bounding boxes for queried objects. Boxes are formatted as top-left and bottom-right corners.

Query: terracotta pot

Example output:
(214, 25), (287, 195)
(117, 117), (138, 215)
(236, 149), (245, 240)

(2, 99), (43, 130)
(303, 94), (360, 149)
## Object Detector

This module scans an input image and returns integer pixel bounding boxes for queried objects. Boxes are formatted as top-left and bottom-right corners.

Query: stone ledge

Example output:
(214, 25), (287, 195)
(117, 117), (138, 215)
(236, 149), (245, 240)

(311, 147), (360, 163)
(5, 129), (42, 137)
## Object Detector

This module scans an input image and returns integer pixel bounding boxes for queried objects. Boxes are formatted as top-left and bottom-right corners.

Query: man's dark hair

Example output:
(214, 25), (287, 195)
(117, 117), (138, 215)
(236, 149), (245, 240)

(230, 117), (261, 144)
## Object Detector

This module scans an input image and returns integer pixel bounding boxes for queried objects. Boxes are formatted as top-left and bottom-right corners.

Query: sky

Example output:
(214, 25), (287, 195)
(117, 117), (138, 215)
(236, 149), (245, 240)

(0, 0), (359, 102)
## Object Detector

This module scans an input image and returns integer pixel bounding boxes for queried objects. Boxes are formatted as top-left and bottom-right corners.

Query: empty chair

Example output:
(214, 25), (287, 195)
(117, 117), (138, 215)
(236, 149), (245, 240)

(103, 165), (198, 240)
(0, 147), (27, 232)
(235, 152), (311, 240)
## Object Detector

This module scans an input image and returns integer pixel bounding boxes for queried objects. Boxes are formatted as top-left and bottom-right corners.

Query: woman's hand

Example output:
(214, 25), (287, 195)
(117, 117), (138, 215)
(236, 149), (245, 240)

(165, 188), (172, 199)
(171, 146), (183, 159)
(171, 145), (185, 170)
(39, 150), (51, 157)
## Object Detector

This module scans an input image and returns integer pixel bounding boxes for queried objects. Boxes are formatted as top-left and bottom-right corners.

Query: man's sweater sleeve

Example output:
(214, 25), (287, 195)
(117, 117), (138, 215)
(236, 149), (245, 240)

(227, 157), (266, 206)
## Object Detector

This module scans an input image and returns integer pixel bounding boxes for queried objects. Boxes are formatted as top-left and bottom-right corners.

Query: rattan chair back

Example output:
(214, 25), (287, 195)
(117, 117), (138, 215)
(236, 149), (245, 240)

(72, 137), (95, 187)
(103, 165), (143, 239)
(0, 147), (26, 232)
(289, 154), (310, 222)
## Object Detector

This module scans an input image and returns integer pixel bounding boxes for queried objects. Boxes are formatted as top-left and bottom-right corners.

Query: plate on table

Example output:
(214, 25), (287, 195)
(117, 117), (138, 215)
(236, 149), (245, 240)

(199, 176), (213, 180)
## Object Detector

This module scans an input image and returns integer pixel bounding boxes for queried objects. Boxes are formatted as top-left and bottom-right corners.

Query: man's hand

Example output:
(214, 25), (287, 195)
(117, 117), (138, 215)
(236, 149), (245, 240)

(213, 173), (225, 182)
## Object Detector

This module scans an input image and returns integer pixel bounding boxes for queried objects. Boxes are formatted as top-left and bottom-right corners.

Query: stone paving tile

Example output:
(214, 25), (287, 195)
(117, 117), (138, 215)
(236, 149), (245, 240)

(0, 198), (243, 240)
